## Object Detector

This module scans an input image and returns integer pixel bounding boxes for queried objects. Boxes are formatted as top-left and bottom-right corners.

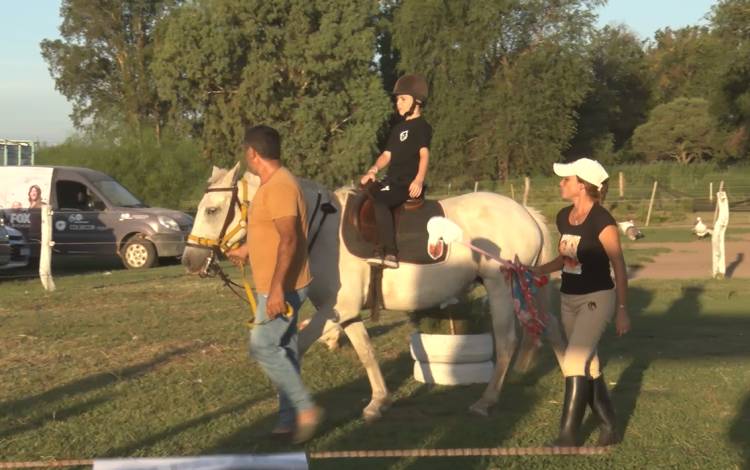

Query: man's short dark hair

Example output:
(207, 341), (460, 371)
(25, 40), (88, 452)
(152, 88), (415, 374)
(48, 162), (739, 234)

(243, 125), (281, 160)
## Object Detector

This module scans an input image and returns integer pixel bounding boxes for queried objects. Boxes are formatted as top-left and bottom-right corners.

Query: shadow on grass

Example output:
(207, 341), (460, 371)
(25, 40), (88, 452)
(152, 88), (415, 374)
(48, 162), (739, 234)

(0, 345), (198, 420)
(730, 392), (750, 470)
(726, 252), (744, 279)
(0, 395), (112, 440)
(201, 351), (416, 455)
(104, 395), (273, 458)
(582, 284), (750, 455)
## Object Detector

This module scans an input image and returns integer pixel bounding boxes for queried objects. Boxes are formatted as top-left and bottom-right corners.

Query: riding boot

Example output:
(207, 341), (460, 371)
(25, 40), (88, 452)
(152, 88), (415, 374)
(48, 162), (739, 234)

(551, 376), (589, 447)
(589, 375), (620, 446)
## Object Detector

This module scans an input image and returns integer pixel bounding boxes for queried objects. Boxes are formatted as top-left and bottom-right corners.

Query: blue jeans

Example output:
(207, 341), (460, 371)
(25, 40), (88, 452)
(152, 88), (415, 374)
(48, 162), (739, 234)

(249, 286), (313, 428)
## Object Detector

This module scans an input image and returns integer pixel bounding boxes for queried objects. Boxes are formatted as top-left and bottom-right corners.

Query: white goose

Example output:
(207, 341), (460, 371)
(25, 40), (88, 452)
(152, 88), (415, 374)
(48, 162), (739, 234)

(692, 217), (712, 238)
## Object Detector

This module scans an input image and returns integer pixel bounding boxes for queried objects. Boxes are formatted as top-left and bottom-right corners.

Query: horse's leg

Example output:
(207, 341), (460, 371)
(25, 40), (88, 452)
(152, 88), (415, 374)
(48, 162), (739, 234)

(531, 282), (567, 368)
(341, 319), (391, 421)
(544, 309), (567, 369)
(514, 282), (566, 373)
(469, 276), (516, 417)
(299, 307), (343, 354)
(513, 328), (539, 374)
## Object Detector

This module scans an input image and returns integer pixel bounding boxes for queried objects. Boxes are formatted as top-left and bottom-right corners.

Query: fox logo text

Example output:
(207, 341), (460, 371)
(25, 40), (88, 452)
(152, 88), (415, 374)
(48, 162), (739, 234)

(10, 213), (31, 225)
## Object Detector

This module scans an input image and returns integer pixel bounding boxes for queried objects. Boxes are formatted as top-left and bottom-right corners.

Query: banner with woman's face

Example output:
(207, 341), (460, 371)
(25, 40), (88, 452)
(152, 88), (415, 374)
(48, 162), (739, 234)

(0, 167), (53, 210)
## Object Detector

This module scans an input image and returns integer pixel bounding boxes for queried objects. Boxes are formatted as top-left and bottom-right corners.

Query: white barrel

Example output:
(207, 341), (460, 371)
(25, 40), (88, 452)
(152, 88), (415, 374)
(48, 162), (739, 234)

(409, 332), (493, 364)
(413, 360), (494, 385)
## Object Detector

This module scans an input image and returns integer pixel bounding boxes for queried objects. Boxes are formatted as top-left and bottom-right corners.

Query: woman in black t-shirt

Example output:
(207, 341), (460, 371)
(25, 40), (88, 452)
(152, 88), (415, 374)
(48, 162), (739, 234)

(534, 158), (631, 447)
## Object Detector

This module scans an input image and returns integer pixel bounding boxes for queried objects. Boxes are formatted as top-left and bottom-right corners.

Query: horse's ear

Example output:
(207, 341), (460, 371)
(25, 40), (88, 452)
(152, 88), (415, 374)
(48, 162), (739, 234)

(210, 165), (225, 183)
(229, 162), (242, 183)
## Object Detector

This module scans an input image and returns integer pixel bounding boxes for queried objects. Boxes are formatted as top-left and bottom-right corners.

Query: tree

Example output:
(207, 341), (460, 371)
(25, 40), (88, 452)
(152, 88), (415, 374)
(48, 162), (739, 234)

(708, 0), (750, 159)
(645, 26), (724, 104)
(566, 25), (653, 162)
(37, 131), (208, 209)
(391, 0), (602, 180)
(632, 98), (729, 164)
(152, 0), (392, 185)
(40, 0), (180, 137)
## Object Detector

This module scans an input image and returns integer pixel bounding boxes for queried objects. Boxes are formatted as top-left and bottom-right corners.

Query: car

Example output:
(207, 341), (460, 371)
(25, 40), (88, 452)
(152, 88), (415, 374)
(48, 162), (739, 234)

(0, 223), (10, 267)
(0, 166), (193, 269)
(0, 224), (30, 270)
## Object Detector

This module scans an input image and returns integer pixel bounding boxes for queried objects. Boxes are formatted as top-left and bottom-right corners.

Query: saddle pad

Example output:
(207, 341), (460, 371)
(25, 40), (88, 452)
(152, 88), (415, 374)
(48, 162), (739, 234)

(341, 191), (448, 265)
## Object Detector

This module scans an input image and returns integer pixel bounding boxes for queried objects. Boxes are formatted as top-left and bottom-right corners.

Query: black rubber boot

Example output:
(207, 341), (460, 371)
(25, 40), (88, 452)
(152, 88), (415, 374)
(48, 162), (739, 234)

(551, 376), (589, 447)
(589, 376), (620, 446)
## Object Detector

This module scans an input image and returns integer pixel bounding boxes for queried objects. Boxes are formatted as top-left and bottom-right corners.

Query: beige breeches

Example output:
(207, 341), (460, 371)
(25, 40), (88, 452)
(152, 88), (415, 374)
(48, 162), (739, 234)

(560, 288), (616, 378)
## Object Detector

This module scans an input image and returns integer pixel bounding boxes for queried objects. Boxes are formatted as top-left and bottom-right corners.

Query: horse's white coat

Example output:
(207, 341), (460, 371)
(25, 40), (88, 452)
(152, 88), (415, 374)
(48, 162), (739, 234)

(183, 166), (565, 419)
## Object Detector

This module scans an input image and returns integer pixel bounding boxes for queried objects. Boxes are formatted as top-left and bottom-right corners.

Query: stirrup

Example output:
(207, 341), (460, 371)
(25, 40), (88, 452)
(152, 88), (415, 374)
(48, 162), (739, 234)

(383, 254), (399, 269)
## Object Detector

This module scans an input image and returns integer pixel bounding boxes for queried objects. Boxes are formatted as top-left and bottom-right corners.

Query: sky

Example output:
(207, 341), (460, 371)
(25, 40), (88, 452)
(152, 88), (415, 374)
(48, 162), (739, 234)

(0, 0), (718, 146)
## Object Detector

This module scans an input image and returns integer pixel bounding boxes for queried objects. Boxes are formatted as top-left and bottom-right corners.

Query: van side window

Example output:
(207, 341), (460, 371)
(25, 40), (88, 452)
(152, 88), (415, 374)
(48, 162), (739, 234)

(56, 181), (105, 211)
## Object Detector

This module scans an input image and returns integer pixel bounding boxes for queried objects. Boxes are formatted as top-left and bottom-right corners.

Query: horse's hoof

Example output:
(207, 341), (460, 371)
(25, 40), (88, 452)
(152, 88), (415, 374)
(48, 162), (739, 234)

(468, 401), (490, 417)
(363, 409), (381, 423)
(363, 397), (391, 422)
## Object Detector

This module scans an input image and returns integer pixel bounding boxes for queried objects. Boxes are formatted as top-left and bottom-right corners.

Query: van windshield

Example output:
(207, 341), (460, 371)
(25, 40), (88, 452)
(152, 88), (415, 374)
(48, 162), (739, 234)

(92, 179), (148, 208)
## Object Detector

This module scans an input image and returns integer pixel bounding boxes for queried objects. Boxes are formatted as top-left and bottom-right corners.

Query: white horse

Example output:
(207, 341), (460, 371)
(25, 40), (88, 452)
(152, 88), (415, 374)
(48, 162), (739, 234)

(182, 164), (565, 419)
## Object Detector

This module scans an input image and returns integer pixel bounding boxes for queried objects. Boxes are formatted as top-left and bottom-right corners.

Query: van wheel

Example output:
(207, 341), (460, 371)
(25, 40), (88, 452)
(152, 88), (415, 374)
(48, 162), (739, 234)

(122, 236), (157, 269)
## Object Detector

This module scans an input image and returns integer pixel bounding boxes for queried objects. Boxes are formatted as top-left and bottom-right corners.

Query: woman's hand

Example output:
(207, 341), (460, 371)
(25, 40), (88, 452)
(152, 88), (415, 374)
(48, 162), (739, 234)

(615, 305), (630, 336)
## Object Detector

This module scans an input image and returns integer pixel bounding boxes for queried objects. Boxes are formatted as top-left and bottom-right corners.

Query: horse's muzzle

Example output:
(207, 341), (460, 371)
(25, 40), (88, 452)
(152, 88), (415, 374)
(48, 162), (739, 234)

(181, 245), (214, 274)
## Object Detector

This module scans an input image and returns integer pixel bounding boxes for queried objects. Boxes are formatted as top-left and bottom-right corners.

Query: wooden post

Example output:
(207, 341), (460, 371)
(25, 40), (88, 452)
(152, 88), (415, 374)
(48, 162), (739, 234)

(619, 172), (624, 198)
(712, 180), (725, 225)
(39, 205), (56, 292)
(522, 176), (530, 205)
(645, 180), (658, 227)
(510, 183), (515, 200)
(709, 182), (713, 202)
(448, 312), (456, 335)
(448, 182), (452, 191)
(712, 191), (729, 279)
(473, 181), (479, 193)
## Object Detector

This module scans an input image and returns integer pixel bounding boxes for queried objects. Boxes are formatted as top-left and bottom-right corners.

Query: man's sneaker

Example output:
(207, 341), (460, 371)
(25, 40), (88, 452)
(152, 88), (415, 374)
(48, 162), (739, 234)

(383, 254), (399, 269)
(366, 253), (385, 266)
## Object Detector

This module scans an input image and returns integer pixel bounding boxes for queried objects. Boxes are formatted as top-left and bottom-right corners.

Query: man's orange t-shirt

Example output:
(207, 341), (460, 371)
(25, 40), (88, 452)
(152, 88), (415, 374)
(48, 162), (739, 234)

(247, 167), (312, 294)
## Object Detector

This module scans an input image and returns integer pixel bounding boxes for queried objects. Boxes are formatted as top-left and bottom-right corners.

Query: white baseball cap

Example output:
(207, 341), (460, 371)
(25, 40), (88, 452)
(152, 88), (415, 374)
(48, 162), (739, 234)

(553, 158), (609, 190)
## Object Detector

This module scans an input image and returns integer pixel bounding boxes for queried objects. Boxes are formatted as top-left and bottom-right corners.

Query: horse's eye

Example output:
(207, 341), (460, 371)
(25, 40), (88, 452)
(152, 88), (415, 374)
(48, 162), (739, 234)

(206, 207), (218, 215)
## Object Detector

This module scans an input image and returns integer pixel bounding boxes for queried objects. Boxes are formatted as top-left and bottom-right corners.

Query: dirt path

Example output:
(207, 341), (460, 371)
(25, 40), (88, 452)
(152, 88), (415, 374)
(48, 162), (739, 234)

(629, 233), (750, 279)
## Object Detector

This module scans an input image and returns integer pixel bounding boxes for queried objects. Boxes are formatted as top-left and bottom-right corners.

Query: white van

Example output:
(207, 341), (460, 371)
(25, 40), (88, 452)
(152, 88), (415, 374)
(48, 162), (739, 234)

(0, 166), (193, 269)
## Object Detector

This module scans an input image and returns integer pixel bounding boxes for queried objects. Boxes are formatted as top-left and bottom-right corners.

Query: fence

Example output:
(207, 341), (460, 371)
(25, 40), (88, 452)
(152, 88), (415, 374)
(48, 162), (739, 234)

(1, 139), (35, 166)
(429, 170), (750, 227)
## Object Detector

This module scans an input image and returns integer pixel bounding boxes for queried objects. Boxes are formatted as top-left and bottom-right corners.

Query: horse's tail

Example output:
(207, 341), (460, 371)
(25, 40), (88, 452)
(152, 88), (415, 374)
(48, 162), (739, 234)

(514, 204), (566, 374)
(524, 206), (554, 266)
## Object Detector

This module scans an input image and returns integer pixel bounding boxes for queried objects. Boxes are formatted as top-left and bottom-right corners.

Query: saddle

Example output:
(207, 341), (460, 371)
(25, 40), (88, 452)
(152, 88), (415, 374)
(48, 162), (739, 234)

(341, 185), (448, 265)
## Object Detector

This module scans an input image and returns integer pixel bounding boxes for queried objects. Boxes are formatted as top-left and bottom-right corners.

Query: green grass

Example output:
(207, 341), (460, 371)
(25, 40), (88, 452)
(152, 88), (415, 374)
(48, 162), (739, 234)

(622, 246), (672, 266)
(1, 264), (749, 469)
